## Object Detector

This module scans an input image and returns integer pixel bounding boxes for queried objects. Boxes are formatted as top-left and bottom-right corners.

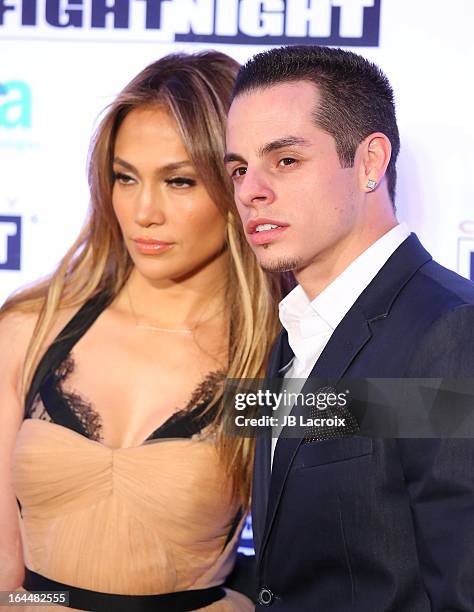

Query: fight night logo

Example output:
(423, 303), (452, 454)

(0, 0), (381, 46)
(458, 221), (474, 281)
(0, 215), (21, 271)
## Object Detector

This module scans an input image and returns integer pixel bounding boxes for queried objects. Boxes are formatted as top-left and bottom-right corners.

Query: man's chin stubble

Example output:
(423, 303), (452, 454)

(259, 254), (303, 273)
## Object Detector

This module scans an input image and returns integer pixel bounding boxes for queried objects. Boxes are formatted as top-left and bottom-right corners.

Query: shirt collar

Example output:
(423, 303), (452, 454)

(279, 284), (330, 369)
(279, 223), (411, 335)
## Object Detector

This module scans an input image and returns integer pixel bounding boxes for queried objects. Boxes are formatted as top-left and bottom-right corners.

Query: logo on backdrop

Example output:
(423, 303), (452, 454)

(237, 515), (254, 556)
(0, 81), (31, 129)
(0, 215), (22, 270)
(0, 0), (381, 46)
(458, 221), (474, 281)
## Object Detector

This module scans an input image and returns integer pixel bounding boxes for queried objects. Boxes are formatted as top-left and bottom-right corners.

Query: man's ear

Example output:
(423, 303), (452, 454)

(357, 132), (392, 193)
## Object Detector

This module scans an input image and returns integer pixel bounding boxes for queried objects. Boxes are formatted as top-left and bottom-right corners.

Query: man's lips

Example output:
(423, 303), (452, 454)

(246, 218), (289, 246)
(246, 218), (288, 234)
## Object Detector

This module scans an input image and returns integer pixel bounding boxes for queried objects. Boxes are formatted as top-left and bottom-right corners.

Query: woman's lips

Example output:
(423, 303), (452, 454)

(133, 239), (174, 255)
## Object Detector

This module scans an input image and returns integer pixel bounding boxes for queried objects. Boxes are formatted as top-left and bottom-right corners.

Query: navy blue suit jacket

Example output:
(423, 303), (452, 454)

(252, 235), (474, 611)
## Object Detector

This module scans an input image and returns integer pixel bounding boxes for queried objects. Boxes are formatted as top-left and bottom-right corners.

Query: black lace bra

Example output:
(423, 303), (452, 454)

(24, 292), (225, 443)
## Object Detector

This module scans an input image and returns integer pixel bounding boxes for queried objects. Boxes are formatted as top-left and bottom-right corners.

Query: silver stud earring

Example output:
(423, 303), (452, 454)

(367, 178), (377, 190)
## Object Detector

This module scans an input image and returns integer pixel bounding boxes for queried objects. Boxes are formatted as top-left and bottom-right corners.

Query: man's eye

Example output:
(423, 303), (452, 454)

(231, 167), (247, 179)
(113, 171), (135, 185)
(279, 157), (297, 167)
(165, 177), (196, 188)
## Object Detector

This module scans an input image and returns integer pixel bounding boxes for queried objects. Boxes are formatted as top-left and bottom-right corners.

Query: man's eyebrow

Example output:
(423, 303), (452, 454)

(224, 153), (247, 165)
(223, 136), (310, 166)
(259, 136), (311, 156)
(113, 157), (192, 174)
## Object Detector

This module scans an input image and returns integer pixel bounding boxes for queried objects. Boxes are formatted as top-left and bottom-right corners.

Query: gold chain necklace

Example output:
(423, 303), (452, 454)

(126, 286), (194, 335)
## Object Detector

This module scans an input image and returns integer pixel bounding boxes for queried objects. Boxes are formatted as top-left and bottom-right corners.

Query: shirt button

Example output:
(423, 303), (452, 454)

(258, 587), (274, 606)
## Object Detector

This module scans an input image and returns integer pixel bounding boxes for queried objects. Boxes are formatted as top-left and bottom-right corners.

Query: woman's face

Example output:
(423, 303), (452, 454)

(112, 106), (226, 284)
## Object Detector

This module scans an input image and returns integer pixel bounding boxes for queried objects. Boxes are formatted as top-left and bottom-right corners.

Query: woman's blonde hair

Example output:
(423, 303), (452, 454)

(1, 51), (281, 505)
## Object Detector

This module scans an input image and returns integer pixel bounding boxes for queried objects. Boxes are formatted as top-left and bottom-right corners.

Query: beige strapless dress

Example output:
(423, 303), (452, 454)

(12, 418), (252, 611)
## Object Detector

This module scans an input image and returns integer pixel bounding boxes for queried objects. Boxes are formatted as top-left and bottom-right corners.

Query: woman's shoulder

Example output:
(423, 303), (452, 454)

(0, 304), (82, 346)
(0, 310), (39, 392)
(0, 309), (38, 354)
(0, 304), (83, 386)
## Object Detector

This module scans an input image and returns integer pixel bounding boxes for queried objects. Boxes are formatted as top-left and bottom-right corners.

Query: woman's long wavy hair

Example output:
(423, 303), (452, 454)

(0, 51), (281, 505)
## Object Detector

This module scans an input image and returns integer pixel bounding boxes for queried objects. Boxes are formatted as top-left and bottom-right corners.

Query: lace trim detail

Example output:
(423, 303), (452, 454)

(155, 369), (225, 435)
(55, 354), (104, 442)
(184, 369), (225, 411)
(29, 393), (51, 422)
(27, 354), (225, 441)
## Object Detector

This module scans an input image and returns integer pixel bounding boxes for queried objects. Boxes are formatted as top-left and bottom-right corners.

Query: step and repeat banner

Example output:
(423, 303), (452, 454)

(1, 0), (474, 556)
(1, 0), (474, 304)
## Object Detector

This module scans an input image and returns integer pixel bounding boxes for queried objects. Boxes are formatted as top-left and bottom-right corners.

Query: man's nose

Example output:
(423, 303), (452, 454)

(236, 168), (275, 208)
(134, 186), (165, 226)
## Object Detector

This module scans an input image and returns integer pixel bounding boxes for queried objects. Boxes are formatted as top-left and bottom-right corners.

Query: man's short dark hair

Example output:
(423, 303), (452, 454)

(232, 46), (400, 205)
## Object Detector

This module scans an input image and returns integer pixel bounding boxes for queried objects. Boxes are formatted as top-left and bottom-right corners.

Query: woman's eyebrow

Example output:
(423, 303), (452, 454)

(113, 157), (137, 173)
(159, 160), (193, 173)
(113, 157), (193, 174)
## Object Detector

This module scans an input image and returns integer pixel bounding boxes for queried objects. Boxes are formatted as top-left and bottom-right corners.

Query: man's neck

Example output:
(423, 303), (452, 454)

(296, 220), (399, 301)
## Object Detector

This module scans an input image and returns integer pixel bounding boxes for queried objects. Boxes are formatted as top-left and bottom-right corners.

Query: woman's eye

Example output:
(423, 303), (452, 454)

(231, 166), (247, 179)
(113, 171), (135, 185)
(165, 177), (196, 188)
(278, 157), (297, 167)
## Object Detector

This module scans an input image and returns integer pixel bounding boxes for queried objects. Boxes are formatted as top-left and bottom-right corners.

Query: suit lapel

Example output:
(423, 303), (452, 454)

(252, 330), (292, 555)
(257, 234), (433, 566)
(259, 306), (371, 564)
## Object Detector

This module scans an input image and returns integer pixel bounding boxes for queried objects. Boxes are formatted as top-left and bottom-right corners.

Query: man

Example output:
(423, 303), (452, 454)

(225, 46), (474, 611)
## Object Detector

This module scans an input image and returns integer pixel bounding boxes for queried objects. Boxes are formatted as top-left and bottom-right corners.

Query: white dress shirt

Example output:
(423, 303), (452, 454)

(271, 223), (411, 464)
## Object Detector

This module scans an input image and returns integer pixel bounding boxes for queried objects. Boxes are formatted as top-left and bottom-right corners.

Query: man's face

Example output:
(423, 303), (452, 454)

(225, 81), (365, 280)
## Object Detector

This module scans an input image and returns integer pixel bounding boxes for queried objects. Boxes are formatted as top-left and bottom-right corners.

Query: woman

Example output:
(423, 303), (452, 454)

(0, 51), (280, 610)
